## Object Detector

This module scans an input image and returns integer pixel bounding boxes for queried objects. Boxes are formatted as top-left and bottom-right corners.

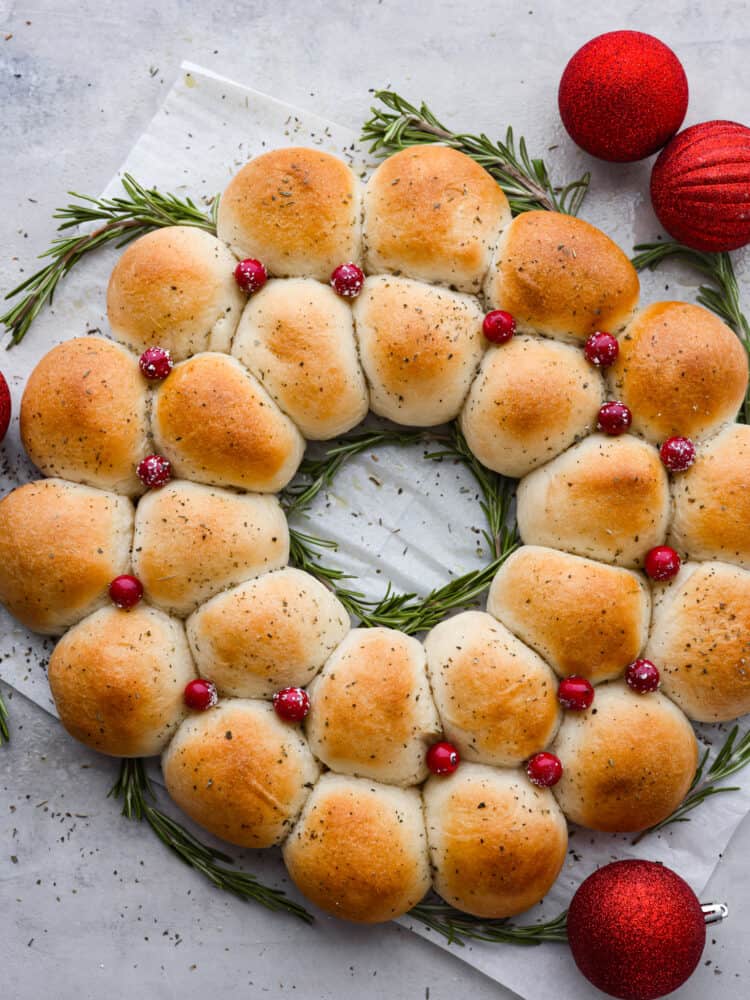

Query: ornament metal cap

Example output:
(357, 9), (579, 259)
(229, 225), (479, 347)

(701, 902), (729, 925)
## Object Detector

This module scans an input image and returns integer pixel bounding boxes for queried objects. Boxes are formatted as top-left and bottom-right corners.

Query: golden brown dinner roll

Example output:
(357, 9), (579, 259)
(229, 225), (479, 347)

(459, 337), (604, 478)
(186, 568), (350, 698)
(217, 148), (361, 280)
(163, 699), (319, 848)
(151, 352), (305, 491)
(423, 611), (560, 766)
(20, 336), (149, 495)
(132, 481), (289, 617)
(423, 763), (568, 918)
(0, 479), (133, 635)
(283, 773), (430, 923)
(517, 434), (670, 567)
(484, 211), (639, 341)
(48, 605), (195, 756)
(670, 424), (750, 569)
(232, 278), (368, 439)
(645, 561), (750, 722)
(609, 302), (748, 443)
(107, 226), (244, 360)
(552, 682), (698, 832)
(305, 627), (440, 786)
(352, 275), (485, 426)
(488, 546), (651, 683)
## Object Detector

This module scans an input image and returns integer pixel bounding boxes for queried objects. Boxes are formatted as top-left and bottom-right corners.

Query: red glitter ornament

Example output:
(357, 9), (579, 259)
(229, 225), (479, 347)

(426, 741), (460, 775)
(567, 860), (706, 1000)
(558, 31), (688, 162)
(558, 675), (595, 711)
(273, 686), (311, 722)
(659, 436), (696, 473)
(0, 372), (10, 442)
(184, 678), (218, 711)
(482, 310), (516, 344)
(651, 120), (750, 252)
(526, 751), (563, 787)
(644, 545), (681, 582)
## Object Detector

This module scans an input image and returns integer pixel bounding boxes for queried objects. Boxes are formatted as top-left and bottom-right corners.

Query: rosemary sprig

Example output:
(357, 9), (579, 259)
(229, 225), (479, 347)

(409, 900), (568, 946)
(361, 90), (590, 216)
(0, 690), (9, 745)
(1, 175), (217, 347)
(109, 758), (312, 922)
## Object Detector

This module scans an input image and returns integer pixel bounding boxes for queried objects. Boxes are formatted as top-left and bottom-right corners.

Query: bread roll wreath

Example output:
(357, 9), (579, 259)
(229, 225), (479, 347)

(1, 125), (750, 933)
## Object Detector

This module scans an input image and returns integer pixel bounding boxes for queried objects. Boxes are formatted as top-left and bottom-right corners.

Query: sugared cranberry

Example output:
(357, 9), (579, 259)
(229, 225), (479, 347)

(625, 658), (661, 694)
(273, 686), (310, 722)
(558, 675), (595, 711)
(330, 262), (365, 298)
(109, 574), (143, 609)
(597, 401), (632, 435)
(137, 454), (172, 489)
(644, 545), (681, 581)
(234, 258), (268, 294)
(526, 751), (563, 787)
(184, 678), (218, 711)
(426, 741), (460, 775)
(138, 346), (173, 381)
(660, 436), (696, 473)
(584, 331), (619, 367)
(482, 309), (516, 344)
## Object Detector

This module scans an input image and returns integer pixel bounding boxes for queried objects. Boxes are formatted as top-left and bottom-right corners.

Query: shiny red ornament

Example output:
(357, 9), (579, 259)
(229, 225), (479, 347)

(184, 678), (218, 711)
(567, 860), (706, 1000)
(584, 331), (619, 368)
(644, 545), (681, 582)
(139, 346), (173, 381)
(426, 741), (460, 775)
(234, 258), (268, 294)
(0, 372), (10, 442)
(597, 401), (632, 436)
(108, 574), (144, 609)
(558, 31), (688, 162)
(273, 686), (310, 722)
(558, 675), (595, 711)
(330, 262), (365, 298)
(525, 751), (563, 787)
(625, 658), (661, 694)
(137, 454), (172, 489)
(651, 121), (750, 252)
(659, 436), (696, 472)
(482, 310), (516, 344)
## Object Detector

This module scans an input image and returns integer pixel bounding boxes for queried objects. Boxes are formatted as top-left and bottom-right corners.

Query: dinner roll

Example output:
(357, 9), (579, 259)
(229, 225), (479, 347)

(132, 481), (289, 617)
(163, 699), (319, 848)
(0, 479), (133, 635)
(107, 226), (244, 360)
(48, 605), (194, 756)
(283, 773), (430, 923)
(186, 568), (350, 698)
(20, 336), (149, 495)
(552, 682), (698, 832)
(362, 145), (511, 293)
(609, 302), (748, 443)
(152, 353), (305, 492)
(305, 627), (440, 786)
(488, 546), (651, 683)
(423, 763), (568, 918)
(353, 275), (485, 426)
(670, 424), (750, 569)
(484, 211), (639, 341)
(232, 278), (368, 439)
(217, 148), (361, 280)
(645, 561), (750, 722)
(423, 611), (560, 766)
(517, 434), (670, 567)
(459, 337), (604, 477)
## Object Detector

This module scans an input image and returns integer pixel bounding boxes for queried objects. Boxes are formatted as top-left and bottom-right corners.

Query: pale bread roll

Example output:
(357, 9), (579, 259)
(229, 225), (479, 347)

(0, 479), (133, 635)
(484, 211), (639, 341)
(517, 434), (670, 567)
(20, 336), (149, 495)
(552, 682), (698, 832)
(283, 773), (430, 923)
(132, 481), (289, 617)
(186, 568), (350, 698)
(362, 145), (511, 293)
(48, 605), (194, 757)
(232, 278), (368, 439)
(305, 627), (440, 786)
(459, 337), (604, 477)
(488, 546), (651, 683)
(353, 275), (485, 426)
(423, 611), (560, 766)
(151, 353), (305, 492)
(423, 763), (568, 918)
(163, 699), (319, 848)
(609, 302), (748, 443)
(645, 561), (750, 722)
(217, 147), (361, 280)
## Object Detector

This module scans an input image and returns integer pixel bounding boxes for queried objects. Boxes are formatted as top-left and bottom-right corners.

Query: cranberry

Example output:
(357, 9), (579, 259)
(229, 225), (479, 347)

(625, 658), (661, 694)
(137, 454), (172, 489)
(184, 678), (218, 711)
(273, 686), (310, 722)
(138, 347), (173, 381)
(482, 309), (516, 344)
(234, 258), (268, 294)
(597, 401), (632, 435)
(109, 574), (143, 609)
(584, 331), (619, 367)
(557, 675), (595, 711)
(526, 751), (563, 787)
(644, 545), (681, 581)
(426, 741), (460, 776)
(660, 436), (696, 473)
(330, 263), (365, 298)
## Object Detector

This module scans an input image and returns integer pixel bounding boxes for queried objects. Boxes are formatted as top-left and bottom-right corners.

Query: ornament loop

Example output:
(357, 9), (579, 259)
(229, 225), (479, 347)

(701, 902), (729, 924)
